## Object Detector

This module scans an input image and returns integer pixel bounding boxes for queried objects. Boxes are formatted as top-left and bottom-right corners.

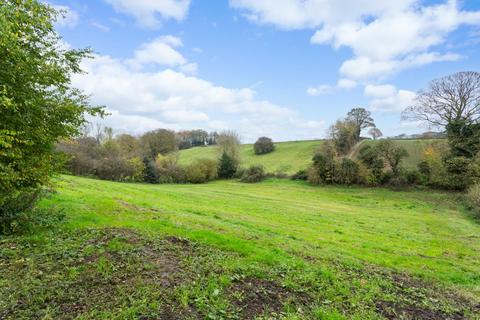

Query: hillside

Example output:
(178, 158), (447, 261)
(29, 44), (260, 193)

(179, 139), (446, 173)
(179, 140), (324, 174)
(1, 175), (479, 319)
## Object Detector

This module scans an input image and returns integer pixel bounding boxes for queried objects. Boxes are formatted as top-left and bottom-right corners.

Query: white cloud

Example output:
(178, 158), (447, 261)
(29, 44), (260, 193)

(231, 0), (480, 81)
(365, 84), (416, 112)
(337, 78), (357, 89)
(104, 0), (191, 28)
(53, 5), (79, 28)
(179, 62), (198, 75)
(73, 48), (324, 141)
(127, 36), (187, 69)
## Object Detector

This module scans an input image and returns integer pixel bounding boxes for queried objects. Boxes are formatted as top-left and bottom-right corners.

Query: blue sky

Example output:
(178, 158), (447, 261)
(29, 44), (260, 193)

(53, 0), (480, 142)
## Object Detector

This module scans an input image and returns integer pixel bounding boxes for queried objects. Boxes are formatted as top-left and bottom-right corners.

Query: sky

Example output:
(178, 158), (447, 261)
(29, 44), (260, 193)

(52, 0), (480, 142)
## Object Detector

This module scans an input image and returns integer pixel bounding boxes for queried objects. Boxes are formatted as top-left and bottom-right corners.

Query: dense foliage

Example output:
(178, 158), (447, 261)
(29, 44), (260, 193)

(240, 165), (266, 183)
(253, 137), (275, 155)
(0, 1), (102, 233)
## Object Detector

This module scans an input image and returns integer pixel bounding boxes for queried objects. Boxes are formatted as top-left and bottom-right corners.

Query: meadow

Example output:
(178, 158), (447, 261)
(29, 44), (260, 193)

(178, 139), (445, 174)
(1, 175), (479, 319)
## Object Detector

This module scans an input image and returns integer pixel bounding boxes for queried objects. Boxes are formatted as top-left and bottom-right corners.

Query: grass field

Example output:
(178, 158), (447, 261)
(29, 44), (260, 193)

(179, 140), (324, 174)
(1, 175), (479, 319)
(179, 139), (445, 174)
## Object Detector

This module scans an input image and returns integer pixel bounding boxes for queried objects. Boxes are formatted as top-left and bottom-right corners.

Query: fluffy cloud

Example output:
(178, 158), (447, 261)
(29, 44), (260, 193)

(364, 84), (416, 112)
(52, 5), (79, 28)
(104, 0), (191, 28)
(127, 36), (187, 69)
(73, 41), (324, 141)
(231, 0), (480, 81)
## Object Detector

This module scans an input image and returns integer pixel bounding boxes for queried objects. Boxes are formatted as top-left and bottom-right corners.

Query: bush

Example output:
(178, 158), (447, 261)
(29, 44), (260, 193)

(253, 137), (275, 155)
(184, 158), (218, 183)
(218, 151), (237, 179)
(465, 183), (480, 219)
(443, 156), (473, 190)
(291, 170), (308, 181)
(1, 190), (41, 235)
(143, 157), (159, 183)
(155, 153), (184, 183)
(358, 145), (384, 183)
(308, 145), (336, 185)
(240, 165), (266, 183)
(335, 158), (360, 185)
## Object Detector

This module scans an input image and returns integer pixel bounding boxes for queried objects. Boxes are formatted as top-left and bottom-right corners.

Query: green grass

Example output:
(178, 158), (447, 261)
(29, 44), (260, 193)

(1, 175), (479, 319)
(179, 140), (324, 174)
(179, 139), (446, 174)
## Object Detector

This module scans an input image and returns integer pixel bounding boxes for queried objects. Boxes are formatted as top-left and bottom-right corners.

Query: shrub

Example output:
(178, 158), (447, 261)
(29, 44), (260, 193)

(218, 151), (237, 179)
(291, 170), (308, 181)
(253, 137), (275, 155)
(143, 157), (159, 183)
(335, 158), (360, 185)
(465, 183), (480, 219)
(443, 156), (473, 190)
(375, 140), (408, 176)
(184, 158), (218, 183)
(0, 190), (41, 235)
(358, 145), (384, 183)
(308, 144), (337, 185)
(241, 165), (266, 183)
(155, 153), (184, 183)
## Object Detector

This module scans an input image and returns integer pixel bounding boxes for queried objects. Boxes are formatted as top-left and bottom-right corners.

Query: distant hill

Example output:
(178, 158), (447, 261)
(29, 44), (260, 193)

(178, 139), (446, 174)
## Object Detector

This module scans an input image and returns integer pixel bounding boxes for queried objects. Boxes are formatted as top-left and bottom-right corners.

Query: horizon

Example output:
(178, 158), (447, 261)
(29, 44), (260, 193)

(53, 0), (480, 143)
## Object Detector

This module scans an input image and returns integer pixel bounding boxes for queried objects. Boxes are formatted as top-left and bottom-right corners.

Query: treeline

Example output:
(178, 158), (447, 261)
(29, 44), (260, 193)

(57, 129), (267, 184)
(298, 105), (480, 193)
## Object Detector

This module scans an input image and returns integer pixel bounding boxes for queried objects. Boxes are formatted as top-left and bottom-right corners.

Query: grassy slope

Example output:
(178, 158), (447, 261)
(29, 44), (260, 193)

(1, 175), (479, 319)
(179, 139), (445, 173)
(179, 140), (324, 174)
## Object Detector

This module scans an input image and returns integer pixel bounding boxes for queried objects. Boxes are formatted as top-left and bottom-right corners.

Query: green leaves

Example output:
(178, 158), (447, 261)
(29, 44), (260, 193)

(0, 0), (103, 231)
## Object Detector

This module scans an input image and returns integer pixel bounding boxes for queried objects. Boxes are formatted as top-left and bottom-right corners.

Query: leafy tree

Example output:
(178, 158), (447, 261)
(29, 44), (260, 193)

(253, 137), (275, 155)
(1, 1), (102, 232)
(376, 140), (408, 176)
(329, 120), (357, 155)
(368, 127), (383, 140)
(346, 108), (375, 141)
(445, 120), (480, 158)
(358, 144), (384, 182)
(217, 131), (241, 177)
(140, 129), (176, 159)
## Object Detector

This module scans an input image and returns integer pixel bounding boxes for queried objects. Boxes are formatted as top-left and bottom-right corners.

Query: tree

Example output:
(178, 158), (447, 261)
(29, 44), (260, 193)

(217, 131), (241, 175)
(140, 129), (176, 159)
(346, 108), (375, 141)
(368, 127), (383, 140)
(403, 72), (480, 128)
(376, 140), (408, 176)
(1, 1), (102, 232)
(218, 151), (237, 179)
(253, 137), (275, 155)
(329, 120), (357, 155)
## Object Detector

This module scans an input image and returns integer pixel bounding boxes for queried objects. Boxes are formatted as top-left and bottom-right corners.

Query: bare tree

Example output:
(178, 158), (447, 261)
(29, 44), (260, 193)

(402, 72), (480, 128)
(217, 130), (241, 162)
(368, 127), (383, 140)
